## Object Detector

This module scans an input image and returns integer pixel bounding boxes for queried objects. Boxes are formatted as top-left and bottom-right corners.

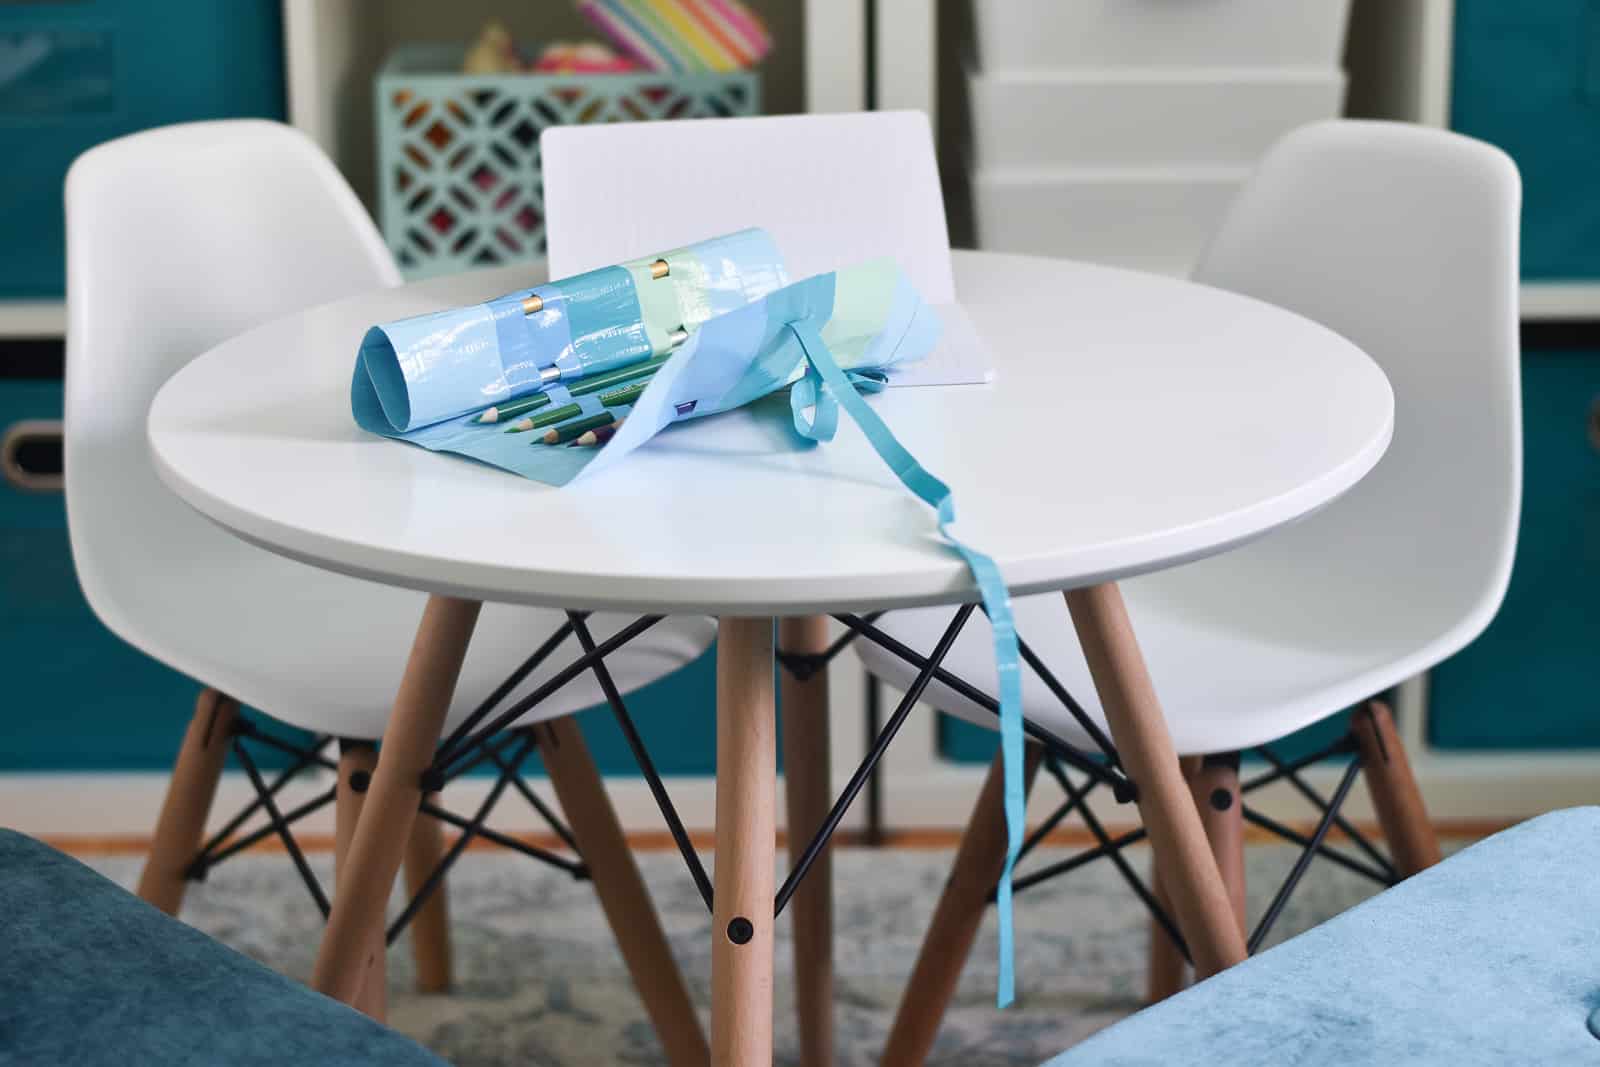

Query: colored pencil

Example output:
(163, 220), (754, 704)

(569, 419), (624, 447)
(540, 412), (616, 445)
(504, 402), (582, 433)
(521, 293), (544, 315)
(650, 257), (670, 279)
(599, 378), (650, 407)
(473, 392), (552, 424)
(567, 354), (670, 396)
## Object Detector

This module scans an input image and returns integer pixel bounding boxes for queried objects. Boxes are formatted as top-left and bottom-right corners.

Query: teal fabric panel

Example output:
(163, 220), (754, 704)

(1429, 349), (1600, 748)
(0, 0), (286, 297)
(1047, 808), (1600, 1065)
(0, 829), (446, 1065)
(1451, 0), (1600, 279)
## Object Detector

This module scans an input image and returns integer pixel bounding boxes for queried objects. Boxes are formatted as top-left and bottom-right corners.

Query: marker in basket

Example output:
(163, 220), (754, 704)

(504, 401), (582, 434)
(569, 418), (625, 448)
(567, 354), (670, 397)
(538, 412), (616, 445)
(473, 391), (552, 424)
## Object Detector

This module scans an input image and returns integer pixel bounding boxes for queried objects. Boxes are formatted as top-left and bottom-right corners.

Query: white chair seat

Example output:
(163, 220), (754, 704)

(93, 523), (713, 740)
(858, 536), (1475, 756)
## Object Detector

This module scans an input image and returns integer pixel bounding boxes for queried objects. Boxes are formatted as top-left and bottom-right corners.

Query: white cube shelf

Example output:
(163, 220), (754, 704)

(968, 68), (1346, 170)
(972, 0), (1353, 74)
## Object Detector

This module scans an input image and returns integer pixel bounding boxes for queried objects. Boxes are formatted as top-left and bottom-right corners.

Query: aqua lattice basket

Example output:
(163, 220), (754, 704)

(376, 44), (760, 278)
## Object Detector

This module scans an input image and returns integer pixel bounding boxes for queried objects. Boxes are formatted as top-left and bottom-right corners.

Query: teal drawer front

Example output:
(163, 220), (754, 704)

(1429, 348), (1600, 749)
(0, 376), (719, 775)
(0, 1), (286, 297)
(1450, 0), (1600, 279)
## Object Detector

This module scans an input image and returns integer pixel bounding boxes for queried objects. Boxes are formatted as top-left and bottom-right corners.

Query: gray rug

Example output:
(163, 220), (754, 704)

(83, 840), (1424, 1065)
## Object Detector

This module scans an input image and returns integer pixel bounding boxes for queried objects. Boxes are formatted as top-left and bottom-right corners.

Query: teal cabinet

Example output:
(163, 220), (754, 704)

(1450, 0), (1600, 280)
(1428, 347), (1600, 748)
(0, 1), (286, 297)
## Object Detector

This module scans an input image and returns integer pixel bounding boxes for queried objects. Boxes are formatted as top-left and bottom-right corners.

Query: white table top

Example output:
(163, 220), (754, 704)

(148, 251), (1392, 615)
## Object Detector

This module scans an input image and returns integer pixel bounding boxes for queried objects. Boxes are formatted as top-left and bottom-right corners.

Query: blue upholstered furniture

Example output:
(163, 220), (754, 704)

(1047, 808), (1600, 1065)
(0, 829), (445, 1065)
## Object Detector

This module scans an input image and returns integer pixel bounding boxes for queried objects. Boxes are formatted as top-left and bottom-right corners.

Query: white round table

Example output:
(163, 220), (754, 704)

(149, 250), (1392, 1062)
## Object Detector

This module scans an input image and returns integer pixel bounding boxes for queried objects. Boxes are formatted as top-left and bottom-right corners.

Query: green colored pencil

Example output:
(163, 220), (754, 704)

(538, 412), (616, 445)
(504, 401), (582, 433)
(473, 392), (551, 423)
(567, 354), (671, 397)
(599, 378), (651, 408)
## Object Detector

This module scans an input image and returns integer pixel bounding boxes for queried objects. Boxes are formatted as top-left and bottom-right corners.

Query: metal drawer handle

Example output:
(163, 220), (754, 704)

(2, 419), (64, 492)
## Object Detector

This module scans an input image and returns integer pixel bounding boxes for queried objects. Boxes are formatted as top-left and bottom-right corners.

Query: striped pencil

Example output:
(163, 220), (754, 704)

(504, 402), (582, 433)
(473, 392), (552, 424)
(539, 412), (616, 445)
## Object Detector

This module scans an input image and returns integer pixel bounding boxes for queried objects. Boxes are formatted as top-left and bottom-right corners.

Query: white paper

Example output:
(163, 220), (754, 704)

(887, 302), (994, 387)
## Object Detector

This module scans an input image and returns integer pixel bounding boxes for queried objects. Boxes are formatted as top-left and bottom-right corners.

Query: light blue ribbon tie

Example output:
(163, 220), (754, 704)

(786, 318), (1027, 1008)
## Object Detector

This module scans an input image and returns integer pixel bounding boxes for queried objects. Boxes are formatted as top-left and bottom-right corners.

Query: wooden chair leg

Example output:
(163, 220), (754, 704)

(335, 741), (387, 1021)
(1192, 753), (1247, 935)
(312, 595), (482, 1005)
(403, 792), (453, 995)
(537, 715), (710, 1067)
(1065, 583), (1248, 978)
(711, 617), (777, 1067)
(1146, 756), (1201, 1004)
(137, 688), (238, 916)
(881, 745), (1044, 1066)
(778, 615), (834, 1067)
(1352, 699), (1441, 877)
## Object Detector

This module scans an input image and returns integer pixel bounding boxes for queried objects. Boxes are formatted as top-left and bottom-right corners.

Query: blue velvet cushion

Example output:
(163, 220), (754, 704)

(0, 829), (446, 1065)
(1046, 808), (1600, 1066)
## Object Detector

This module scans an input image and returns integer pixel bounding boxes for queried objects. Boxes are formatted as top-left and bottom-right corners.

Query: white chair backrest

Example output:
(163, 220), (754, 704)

(64, 119), (399, 637)
(541, 111), (953, 301)
(1194, 119), (1521, 644)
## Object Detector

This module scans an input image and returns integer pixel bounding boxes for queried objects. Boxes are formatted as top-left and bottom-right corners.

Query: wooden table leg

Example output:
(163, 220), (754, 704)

(311, 595), (482, 1005)
(882, 745), (1043, 1065)
(538, 715), (710, 1067)
(712, 617), (777, 1067)
(403, 793), (453, 994)
(1064, 583), (1248, 978)
(335, 741), (387, 1021)
(778, 615), (834, 1067)
(138, 688), (238, 916)
(1146, 756), (1201, 1004)
(1352, 700), (1441, 877)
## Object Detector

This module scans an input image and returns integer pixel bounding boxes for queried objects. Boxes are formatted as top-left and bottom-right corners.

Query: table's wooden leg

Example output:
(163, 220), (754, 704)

(137, 688), (238, 916)
(778, 615), (834, 1067)
(881, 745), (1043, 1065)
(403, 793), (452, 994)
(1146, 755), (1201, 1004)
(537, 715), (711, 1067)
(311, 595), (482, 1005)
(1064, 583), (1248, 978)
(335, 741), (387, 1021)
(712, 617), (777, 1067)
(1352, 700), (1441, 877)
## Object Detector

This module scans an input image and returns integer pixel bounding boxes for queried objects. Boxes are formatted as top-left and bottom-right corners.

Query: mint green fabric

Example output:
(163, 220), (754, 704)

(1046, 809), (1600, 1065)
(0, 830), (445, 1065)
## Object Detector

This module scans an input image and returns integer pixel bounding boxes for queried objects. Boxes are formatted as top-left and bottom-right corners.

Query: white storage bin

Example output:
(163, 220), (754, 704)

(968, 69), (1345, 169)
(972, 0), (1353, 74)
(970, 166), (1247, 276)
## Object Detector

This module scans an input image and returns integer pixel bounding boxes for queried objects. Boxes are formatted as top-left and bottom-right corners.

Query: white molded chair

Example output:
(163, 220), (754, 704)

(861, 119), (1521, 1060)
(541, 110), (954, 1067)
(64, 120), (713, 1049)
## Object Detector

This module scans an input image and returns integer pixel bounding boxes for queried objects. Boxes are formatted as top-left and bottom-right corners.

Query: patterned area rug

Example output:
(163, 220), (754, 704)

(84, 840), (1421, 1066)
